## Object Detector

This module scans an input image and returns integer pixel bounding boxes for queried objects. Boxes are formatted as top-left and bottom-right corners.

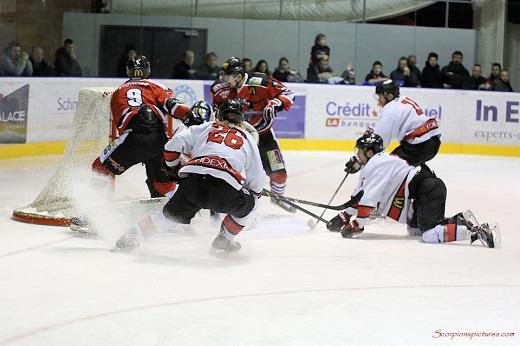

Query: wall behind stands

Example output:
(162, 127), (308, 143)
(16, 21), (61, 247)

(1, 78), (519, 158)
(63, 12), (476, 80)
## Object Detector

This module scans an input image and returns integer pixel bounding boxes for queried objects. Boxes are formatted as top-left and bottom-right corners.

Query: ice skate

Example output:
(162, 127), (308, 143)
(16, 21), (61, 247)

(270, 195), (296, 213)
(69, 216), (96, 235)
(211, 227), (241, 253)
(446, 210), (499, 248)
(112, 228), (140, 252)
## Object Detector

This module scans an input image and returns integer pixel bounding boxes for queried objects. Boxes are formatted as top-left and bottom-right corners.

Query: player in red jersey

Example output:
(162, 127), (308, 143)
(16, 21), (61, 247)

(210, 57), (296, 212)
(91, 55), (203, 197)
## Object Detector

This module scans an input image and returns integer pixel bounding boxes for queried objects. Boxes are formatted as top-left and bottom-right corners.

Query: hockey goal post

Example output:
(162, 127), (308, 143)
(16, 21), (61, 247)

(12, 87), (117, 226)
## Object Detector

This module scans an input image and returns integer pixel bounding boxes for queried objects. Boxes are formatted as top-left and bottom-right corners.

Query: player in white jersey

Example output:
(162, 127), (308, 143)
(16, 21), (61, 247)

(345, 80), (441, 174)
(327, 133), (497, 248)
(114, 99), (266, 253)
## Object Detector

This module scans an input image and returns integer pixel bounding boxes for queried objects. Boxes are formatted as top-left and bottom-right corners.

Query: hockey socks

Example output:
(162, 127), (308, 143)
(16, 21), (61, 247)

(422, 224), (470, 244)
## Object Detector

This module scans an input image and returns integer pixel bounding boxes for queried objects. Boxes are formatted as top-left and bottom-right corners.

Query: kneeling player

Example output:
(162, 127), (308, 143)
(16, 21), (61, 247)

(327, 133), (498, 248)
(114, 99), (266, 253)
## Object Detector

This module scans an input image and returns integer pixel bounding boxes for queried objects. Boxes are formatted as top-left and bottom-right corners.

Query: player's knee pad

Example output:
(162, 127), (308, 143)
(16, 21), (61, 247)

(92, 157), (116, 176)
(421, 226), (443, 244)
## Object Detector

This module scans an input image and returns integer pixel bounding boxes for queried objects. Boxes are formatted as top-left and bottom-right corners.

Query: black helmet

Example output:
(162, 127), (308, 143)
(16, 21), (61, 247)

(375, 79), (400, 98)
(126, 55), (151, 79)
(218, 99), (244, 124)
(191, 101), (212, 122)
(356, 133), (384, 155)
(222, 57), (245, 75)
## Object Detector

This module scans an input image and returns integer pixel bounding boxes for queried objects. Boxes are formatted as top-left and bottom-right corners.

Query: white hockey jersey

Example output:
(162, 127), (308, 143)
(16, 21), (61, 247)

(346, 152), (419, 227)
(374, 96), (441, 148)
(164, 121), (266, 194)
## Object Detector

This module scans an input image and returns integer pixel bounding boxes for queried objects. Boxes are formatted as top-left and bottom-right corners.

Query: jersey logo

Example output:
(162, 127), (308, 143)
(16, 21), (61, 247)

(173, 85), (198, 106)
(248, 76), (263, 85)
(249, 86), (256, 95)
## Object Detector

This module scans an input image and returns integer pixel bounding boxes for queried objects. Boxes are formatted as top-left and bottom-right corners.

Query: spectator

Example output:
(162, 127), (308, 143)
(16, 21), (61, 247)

(254, 59), (271, 76)
(407, 54), (422, 85)
(30, 46), (53, 76)
(0, 41), (33, 76)
(307, 57), (341, 84)
(117, 45), (137, 77)
(242, 58), (253, 74)
(493, 70), (514, 92)
(421, 52), (443, 88)
(390, 57), (419, 87)
(487, 63), (501, 88)
(463, 64), (487, 90)
(196, 52), (221, 80)
(54, 39), (82, 76)
(441, 51), (469, 89)
(272, 57), (303, 83)
(340, 63), (356, 85)
(172, 49), (196, 79)
(309, 33), (330, 67)
(364, 61), (388, 85)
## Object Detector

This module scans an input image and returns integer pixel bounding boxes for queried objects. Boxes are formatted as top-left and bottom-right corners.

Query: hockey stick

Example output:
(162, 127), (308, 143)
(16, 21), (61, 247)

(314, 173), (349, 226)
(262, 189), (363, 211)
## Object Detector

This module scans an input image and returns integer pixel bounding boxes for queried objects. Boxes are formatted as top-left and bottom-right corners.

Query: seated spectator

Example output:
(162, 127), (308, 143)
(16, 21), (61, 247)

(196, 52), (221, 80)
(254, 59), (271, 76)
(54, 38), (82, 76)
(364, 61), (388, 85)
(117, 45), (137, 77)
(390, 57), (419, 87)
(441, 51), (469, 89)
(407, 54), (422, 85)
(306, 57), (343, 84)
(340, 63), (356, 85)
(487, 63), (501, 89)
(0, 41), (33, 76)
(493, 70), (514, 92)
(172, 49), (196, 79)
(30, 46), (53, 76)
(421, 52), (443, 88)
(463, 64), (487, 90)
(242, 58), (253, 74)
(272, 57), (303, 82)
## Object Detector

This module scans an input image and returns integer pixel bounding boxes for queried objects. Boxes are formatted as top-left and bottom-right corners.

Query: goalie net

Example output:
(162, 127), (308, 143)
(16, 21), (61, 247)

(12, 87), (116, 226)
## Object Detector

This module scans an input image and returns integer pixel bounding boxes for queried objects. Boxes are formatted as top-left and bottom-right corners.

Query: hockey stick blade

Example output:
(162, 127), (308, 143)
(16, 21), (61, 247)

(262, 190), (363, 211)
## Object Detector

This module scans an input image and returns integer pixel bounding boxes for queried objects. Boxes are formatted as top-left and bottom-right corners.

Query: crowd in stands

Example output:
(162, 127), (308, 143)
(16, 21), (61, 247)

(0, 34), (514, 92)
(0, 39), (82, 77)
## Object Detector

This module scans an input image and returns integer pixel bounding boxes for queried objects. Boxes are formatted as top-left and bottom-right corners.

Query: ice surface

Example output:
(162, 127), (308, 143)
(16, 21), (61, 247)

(0, 152), (519, 346)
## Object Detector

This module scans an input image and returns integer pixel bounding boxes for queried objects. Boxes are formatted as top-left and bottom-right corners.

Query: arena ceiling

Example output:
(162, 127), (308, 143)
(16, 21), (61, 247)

(108, 0), (438, 22)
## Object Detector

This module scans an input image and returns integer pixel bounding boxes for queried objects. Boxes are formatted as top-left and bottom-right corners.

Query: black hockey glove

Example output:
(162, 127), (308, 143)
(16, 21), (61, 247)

(161, 160), (181, 182)
(326, 211), (351, 232)
(182, 110), (205, 127)
(340, 220), (364, 238)
(344, 156), (362, 174)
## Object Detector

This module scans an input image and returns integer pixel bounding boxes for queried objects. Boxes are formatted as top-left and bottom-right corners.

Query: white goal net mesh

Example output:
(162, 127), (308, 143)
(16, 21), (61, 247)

(13, 87), (115, 225)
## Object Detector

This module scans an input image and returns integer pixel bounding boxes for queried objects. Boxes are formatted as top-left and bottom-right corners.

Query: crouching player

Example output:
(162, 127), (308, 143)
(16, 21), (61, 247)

(327, 133), (499, 248)
(114, 99), (266, 252)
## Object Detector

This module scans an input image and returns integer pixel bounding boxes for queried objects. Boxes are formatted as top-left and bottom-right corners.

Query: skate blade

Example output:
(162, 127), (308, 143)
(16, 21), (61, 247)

(488, 223), (501, 248)
(69, 224), (98, 238)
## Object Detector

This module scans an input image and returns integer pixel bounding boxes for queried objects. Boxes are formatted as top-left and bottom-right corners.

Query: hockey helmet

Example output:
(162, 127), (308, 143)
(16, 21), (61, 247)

(375, 79), (400, 98)
(218, 99), (244, 124)
(221, 57), (245, 76)
(191, 101), (212, 122)
(356, 133), (384, 155)
(126, 55), (151, 79)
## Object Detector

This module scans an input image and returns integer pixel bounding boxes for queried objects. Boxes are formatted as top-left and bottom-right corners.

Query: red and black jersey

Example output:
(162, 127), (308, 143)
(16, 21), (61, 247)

(210, 73), (294, 134)
(110, 78), (191, 136)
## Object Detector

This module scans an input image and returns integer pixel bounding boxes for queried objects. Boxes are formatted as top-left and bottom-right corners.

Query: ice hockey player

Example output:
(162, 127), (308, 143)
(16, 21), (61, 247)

(345, 79), (441, 174)
(114, 99), (266, 253)
(327, 133), (498, 248)
(210, 57), (296, 212)
(91, 55), (204, 198)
